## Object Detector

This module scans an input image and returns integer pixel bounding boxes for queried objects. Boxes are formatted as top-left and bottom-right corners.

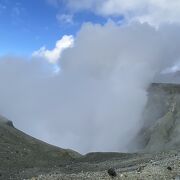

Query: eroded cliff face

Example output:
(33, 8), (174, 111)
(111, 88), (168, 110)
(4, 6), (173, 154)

(136, 83), (180, 152)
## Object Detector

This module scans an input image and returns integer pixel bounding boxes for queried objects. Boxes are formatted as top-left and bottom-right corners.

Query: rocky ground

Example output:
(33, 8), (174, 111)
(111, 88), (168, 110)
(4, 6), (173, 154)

(26, 151), (180, 180)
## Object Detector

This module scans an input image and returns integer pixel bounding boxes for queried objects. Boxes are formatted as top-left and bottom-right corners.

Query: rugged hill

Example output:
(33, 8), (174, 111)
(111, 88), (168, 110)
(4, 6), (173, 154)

(136, 83), (180, 152)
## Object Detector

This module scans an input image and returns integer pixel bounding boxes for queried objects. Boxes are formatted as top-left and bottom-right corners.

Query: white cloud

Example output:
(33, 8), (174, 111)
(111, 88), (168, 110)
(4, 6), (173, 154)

(63, 0), (180, 26)
(32, 35), (74, 63)
(162, 61), (180, 74)
(56, 14), (74, 24)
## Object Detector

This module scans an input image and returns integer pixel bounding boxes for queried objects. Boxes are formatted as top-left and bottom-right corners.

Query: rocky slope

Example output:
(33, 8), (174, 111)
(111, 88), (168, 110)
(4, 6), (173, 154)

(136, 83), (180, 152)
(0, 116), (81, 180)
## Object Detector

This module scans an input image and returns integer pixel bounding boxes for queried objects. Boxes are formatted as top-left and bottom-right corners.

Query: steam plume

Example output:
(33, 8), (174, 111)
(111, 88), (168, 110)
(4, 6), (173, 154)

(1, 22), (180, 153)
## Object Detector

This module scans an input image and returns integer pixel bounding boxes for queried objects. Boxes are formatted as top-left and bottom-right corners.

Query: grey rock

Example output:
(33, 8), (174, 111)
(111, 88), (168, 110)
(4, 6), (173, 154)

(134, 83), (180, 152)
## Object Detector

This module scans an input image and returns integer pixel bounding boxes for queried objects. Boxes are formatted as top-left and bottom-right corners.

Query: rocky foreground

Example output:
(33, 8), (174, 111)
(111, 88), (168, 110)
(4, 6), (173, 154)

(27, 151), (180, 180)
(1, 83), (180, 180)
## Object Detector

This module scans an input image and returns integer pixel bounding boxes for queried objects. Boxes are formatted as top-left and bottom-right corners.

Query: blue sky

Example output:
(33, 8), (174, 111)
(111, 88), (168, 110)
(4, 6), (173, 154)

(0, 0), (109, 56)
(1, 0), (179, 57)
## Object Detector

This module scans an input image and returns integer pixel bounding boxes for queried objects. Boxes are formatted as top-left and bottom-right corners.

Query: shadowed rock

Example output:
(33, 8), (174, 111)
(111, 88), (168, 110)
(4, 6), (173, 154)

(134, 83), (180, 152)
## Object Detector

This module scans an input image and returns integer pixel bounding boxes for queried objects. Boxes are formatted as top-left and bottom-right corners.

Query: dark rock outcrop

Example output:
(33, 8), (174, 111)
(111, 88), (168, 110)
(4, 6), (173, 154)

(0, 115), (14, 127)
